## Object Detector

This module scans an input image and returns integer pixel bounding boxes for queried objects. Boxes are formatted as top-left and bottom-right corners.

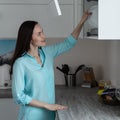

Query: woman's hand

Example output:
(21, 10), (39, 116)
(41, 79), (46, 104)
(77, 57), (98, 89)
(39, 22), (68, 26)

(29, 99), (68, 111)
(44, 103), (68, 111)
(71, 10), (92, 40)
(80, 10), (92, 25)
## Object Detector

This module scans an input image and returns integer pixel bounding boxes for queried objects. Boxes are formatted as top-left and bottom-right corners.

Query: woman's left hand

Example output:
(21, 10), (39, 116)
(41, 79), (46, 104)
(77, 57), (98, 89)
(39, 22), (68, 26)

(80, 10), (92, 25)
(71, 10), (92, 39)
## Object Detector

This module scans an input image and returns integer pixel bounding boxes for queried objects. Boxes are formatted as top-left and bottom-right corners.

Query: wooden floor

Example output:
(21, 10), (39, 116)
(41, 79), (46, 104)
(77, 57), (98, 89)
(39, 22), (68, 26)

(55, 86), (120, 120)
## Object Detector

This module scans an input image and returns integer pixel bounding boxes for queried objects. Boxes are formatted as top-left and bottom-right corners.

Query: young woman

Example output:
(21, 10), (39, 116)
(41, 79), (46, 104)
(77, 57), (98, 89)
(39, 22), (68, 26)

(11, 11), (91, 120)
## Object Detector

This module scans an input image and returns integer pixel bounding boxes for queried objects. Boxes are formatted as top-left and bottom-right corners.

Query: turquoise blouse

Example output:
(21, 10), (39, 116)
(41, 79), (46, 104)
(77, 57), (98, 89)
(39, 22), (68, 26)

(12, 35), (77, 120)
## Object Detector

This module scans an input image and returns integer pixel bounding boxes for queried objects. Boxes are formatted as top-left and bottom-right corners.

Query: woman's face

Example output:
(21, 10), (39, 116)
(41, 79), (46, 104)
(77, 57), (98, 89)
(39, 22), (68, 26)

(31, 24), (46, 47)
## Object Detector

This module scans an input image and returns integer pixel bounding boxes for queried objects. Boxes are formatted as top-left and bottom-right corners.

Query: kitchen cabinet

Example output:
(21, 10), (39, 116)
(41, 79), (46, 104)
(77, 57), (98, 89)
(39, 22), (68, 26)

(83, 0), (120, 40)
(74, 0), (84, 38)
(99, 0), (120, 40)
(0, 99), (19, 120)
(83, 0), (98, 39)
(0, 0), (73, 4)
(1, 0), (119, 39)
(0, 0), (76, 38)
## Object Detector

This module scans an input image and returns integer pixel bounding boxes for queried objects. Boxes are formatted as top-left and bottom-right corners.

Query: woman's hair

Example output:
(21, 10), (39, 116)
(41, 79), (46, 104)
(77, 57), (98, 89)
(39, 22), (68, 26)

(10, 21), (38, 74)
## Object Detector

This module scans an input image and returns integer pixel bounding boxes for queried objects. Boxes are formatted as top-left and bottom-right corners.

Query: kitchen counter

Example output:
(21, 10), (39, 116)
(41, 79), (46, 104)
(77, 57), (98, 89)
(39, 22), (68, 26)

(55, 85), (120, 120)
(0, 85), (98, 98)
(1, 85), (120, 120)
(0, 89), (12, 98)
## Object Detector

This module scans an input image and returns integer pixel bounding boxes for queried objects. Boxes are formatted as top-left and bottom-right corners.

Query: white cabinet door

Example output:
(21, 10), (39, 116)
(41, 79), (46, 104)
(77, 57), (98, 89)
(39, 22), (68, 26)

(0, 0), (50, 4)
(71, 0), (83, 39)
(0, 0), (73, 4)
(0, 1), (74, 38)
(83, 0), (120, 40)
(77, 0), (84, 38)
(99, 0), (120, 40)
(83, 0), (98, 39)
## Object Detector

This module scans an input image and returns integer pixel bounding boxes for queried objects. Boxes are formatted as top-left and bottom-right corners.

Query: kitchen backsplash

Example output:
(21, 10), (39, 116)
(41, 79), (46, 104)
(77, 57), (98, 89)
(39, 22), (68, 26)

(0, 39), (16, 56)
(0, 39), (16, 89)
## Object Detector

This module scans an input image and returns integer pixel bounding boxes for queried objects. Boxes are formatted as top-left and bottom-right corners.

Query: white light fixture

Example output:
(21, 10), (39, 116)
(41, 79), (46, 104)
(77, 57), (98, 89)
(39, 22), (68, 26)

(54, 0), (62, 16)
(49, 0), (62, 16)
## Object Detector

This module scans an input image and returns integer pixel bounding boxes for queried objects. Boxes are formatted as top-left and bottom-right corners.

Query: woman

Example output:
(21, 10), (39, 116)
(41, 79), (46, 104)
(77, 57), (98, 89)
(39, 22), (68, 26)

(11, 11), (91, 120)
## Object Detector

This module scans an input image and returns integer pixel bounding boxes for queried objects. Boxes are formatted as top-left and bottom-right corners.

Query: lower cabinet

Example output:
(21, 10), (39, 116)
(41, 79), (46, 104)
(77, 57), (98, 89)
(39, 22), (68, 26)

(0, 99), (19, 120)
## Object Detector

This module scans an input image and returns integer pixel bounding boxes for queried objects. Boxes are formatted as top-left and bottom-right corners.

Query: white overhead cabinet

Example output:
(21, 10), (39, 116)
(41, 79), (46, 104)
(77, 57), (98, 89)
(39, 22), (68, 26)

(77, 0), (84, 38)
(1, 0), (119, 40)
(0, 0), (75, 38)
(83, 0), (98, 39)
(99, 0), (120, 40)
(84, 0), (120, 40)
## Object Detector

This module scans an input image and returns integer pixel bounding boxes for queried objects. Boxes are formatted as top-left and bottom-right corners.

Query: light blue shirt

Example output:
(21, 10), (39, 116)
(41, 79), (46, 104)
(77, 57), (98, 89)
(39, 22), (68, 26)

(12, 35), (77, 120)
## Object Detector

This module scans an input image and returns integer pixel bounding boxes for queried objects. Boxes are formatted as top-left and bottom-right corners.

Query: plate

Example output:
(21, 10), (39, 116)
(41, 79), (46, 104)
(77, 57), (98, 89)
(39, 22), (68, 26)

(87, 5), (98, 28)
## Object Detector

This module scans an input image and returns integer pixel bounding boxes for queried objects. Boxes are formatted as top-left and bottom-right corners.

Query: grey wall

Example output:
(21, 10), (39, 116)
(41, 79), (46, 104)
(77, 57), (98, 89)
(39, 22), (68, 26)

(46, 38), (120, 87)
(103, 40), (120, 88)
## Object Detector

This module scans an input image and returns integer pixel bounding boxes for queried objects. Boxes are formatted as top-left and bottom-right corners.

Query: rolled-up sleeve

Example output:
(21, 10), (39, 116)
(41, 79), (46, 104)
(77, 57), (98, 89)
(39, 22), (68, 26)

(12, 60), (32, 105)
(53, 35), (77, 57)
(44, 35), (77, 58)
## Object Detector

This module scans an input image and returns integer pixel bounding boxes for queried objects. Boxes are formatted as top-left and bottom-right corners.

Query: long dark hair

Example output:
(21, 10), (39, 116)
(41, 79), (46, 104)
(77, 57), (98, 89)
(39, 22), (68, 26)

(10, 21), (38, 74)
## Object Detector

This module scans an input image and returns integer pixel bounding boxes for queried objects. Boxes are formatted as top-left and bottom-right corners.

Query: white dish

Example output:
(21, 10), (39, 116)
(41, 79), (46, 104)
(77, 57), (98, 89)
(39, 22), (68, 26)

(87, 5), (98, 28)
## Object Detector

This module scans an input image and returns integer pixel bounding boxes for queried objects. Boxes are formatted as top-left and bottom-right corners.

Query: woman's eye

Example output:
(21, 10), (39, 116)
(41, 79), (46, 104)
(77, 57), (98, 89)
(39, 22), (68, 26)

(37, 32), (41, 36)
(38, 31), (43, 36)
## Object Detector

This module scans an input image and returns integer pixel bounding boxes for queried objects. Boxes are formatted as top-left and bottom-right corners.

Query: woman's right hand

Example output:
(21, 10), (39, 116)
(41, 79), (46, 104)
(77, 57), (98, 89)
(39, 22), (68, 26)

(44, 103), (68, 111)
(29, 99), (68, 111)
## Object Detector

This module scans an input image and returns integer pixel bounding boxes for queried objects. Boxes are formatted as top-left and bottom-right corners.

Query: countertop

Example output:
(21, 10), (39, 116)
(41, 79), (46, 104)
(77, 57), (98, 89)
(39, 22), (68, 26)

(1, 85), (120, 120)
(55, 85), (120, 120)
(0, 85), (97, 98)
(0, 88), (12, 98)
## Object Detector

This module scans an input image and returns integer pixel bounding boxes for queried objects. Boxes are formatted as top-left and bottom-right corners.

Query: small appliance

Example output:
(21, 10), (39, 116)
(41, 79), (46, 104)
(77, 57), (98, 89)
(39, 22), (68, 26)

(0, 64), (11, 89)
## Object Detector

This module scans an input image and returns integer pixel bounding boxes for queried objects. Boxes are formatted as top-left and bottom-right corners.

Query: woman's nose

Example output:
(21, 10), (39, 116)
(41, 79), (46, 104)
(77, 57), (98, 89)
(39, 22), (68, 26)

(42, 32), (46, 39)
